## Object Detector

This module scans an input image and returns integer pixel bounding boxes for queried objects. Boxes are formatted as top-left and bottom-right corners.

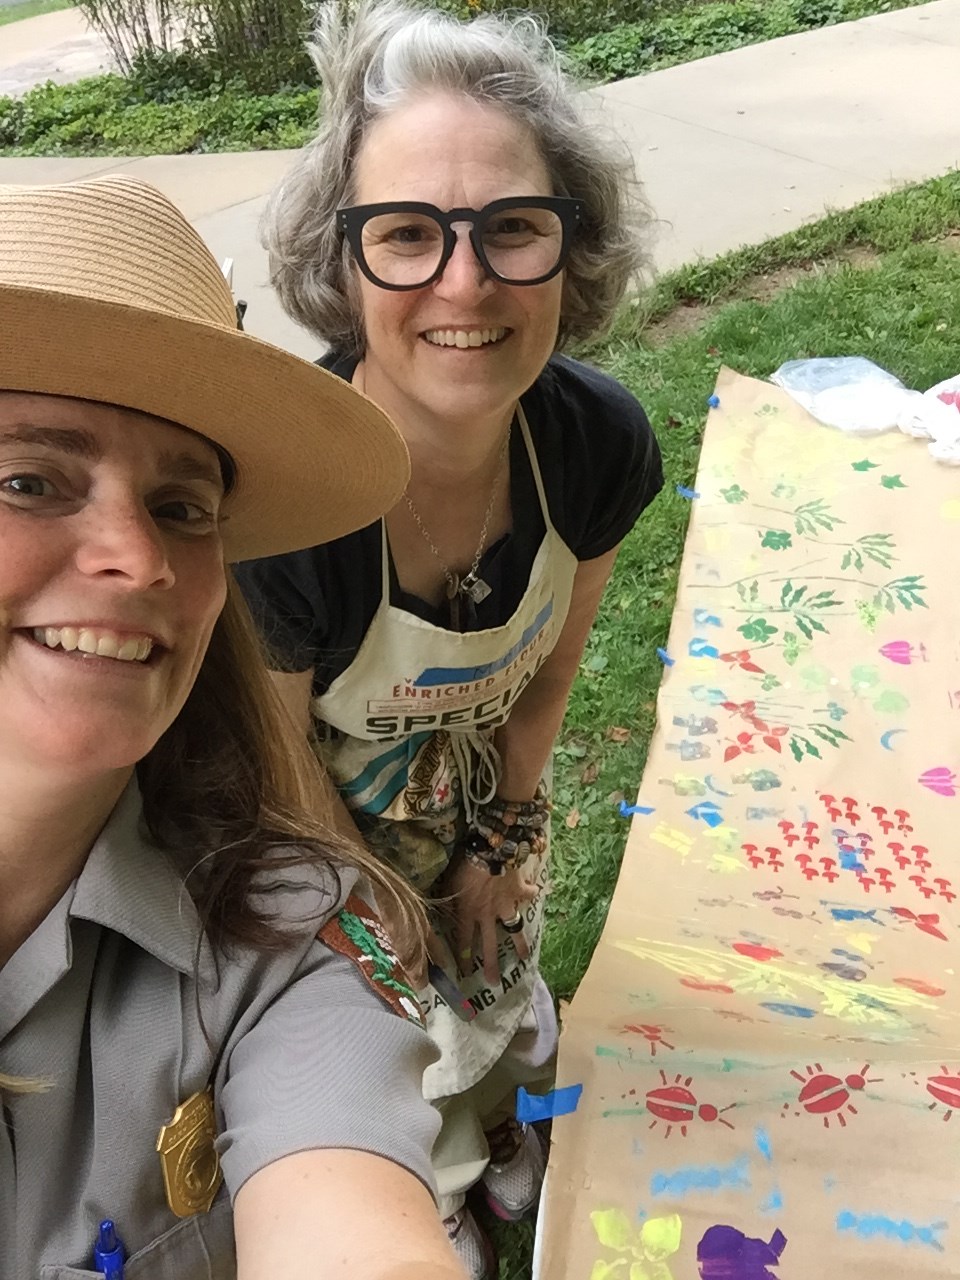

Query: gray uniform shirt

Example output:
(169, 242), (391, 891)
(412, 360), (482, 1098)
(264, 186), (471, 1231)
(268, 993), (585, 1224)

(0, 784), (440, 1279)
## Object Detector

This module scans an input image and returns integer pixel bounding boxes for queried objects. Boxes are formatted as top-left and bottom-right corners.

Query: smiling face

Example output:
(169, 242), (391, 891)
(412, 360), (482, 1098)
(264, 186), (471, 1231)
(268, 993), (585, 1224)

(0, 392), (228, 781)
(350, 92), (564, 431)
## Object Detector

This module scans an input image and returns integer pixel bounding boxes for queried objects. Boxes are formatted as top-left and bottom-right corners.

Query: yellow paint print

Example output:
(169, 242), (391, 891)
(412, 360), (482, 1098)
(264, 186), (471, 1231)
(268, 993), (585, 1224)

(613, 937), (936, 1026)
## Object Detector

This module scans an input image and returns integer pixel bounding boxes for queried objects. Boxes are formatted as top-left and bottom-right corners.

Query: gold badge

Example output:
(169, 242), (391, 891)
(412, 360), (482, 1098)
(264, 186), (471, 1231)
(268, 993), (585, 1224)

(156, 1088), (223, 1218)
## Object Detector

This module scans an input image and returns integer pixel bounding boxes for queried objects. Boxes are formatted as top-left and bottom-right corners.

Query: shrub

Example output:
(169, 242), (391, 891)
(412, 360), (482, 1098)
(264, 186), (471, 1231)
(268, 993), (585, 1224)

(75, 0), (179, 75)
(77, 0), (316, 93)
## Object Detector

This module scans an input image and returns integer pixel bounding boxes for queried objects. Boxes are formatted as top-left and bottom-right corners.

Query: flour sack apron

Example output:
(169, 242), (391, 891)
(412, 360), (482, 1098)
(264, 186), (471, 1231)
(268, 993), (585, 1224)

(311, 407), (578, 1098)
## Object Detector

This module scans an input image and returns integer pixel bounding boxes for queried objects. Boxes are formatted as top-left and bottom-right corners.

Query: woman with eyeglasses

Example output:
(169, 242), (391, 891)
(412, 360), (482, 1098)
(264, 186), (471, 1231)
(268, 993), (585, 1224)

(237, 3), (663, 1274)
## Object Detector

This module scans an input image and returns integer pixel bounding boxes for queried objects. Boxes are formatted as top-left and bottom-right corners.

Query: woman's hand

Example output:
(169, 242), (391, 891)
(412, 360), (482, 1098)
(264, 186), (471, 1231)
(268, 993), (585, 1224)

(444, 856), (539, 985)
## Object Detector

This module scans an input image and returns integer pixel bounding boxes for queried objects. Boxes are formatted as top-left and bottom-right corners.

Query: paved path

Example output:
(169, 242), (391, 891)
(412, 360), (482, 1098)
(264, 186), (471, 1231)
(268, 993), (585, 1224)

(1, 0), (958, 358)
(0, 8), (113, 94)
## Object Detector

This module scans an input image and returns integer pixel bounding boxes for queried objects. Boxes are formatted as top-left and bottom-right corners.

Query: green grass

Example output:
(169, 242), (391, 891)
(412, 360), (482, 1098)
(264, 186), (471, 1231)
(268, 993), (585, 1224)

(485, 173), (960, 1277)
(0, 0), (73, 25)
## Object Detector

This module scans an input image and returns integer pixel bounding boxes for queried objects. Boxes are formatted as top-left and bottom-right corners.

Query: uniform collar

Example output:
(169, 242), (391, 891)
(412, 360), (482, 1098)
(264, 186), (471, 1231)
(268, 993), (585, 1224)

(70, 779), (217, 987)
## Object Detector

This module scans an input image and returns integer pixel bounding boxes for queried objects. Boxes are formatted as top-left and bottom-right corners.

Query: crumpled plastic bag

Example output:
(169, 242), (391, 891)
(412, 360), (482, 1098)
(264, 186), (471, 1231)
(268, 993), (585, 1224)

(769, 356), (960, 465)
(897, 374), (960, 466)
(769, 356), (922, 435)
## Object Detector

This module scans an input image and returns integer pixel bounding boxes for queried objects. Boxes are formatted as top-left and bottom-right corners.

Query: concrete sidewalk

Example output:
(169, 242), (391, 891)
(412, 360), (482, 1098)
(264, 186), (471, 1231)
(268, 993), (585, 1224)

(0, 7), (113, 94)
(1, 0), (958, 359)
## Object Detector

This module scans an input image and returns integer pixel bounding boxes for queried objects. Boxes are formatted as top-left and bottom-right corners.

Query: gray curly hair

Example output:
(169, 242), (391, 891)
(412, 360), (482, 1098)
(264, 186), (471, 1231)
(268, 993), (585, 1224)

(263, 0), (649, 355)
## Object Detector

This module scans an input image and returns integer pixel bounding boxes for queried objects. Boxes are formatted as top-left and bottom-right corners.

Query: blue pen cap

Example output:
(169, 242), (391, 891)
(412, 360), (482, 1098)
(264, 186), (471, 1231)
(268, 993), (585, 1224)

(94, 1219), (125, 1277)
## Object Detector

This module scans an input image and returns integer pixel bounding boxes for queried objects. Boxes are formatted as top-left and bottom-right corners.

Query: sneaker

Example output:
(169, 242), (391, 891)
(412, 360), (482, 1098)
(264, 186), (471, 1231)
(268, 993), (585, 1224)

(443, 1205), (497, 1280)
(481, 1118), (546, 1222)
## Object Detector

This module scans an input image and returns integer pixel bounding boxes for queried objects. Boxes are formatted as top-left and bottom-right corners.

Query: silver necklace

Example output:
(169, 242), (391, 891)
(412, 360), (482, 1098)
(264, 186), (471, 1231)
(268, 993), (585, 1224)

(402, 426), (510, 624)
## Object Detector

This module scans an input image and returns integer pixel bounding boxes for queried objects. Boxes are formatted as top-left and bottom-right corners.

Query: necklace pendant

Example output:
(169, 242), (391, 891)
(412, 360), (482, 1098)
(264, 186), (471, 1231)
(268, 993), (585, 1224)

(460, 573), (492, 605)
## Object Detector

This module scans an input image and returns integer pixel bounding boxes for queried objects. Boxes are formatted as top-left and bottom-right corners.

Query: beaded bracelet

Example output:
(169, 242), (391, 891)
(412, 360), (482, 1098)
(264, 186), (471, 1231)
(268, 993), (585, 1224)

(462, 782), (550, 875)
(476, 781), (550, 837)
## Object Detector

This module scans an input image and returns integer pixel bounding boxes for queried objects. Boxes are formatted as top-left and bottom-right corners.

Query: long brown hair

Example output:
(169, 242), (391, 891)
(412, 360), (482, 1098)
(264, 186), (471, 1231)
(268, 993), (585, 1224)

(137, 576), (427, 959)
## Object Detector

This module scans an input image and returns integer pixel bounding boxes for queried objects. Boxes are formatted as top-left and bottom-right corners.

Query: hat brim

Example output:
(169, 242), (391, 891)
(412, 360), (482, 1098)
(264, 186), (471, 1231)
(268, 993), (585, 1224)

(0, 286), (408, 562)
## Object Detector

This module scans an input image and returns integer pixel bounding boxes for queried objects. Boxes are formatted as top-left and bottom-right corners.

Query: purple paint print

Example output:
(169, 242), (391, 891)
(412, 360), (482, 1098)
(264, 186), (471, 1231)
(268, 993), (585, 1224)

(697, 1226), (787, 1279)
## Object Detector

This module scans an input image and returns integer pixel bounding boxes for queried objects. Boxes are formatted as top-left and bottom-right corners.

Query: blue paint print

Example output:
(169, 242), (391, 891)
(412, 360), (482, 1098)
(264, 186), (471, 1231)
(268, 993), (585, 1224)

(651, 1156), (750, 1199)
(693, 609), (722, 627)
(657, 647), (675, 667)
(851, 992), (896, 1013)
(760, 1188), (784, 1214)
(760, 1002), (816, 1019)
(826, 907), (883, 925)
(690, 684), (729, 705)
(820, 961), (867, 982)
(677, 484), (701, 500)
(836, 1212), (947, 1252)
(687, 801), (724, 828)
(704, 775), (733, 796)
(754, 1128), (773, 1163)
(839, 849), (866, 872)
(697, 1226), (786, 1279)
(689, 637), (721, 658)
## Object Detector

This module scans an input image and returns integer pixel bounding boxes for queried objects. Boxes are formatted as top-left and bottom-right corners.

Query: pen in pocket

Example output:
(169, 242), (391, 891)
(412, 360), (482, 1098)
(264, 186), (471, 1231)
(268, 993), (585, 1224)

(94, 1219), (125, 1280)
(428, 961), (478, 1022)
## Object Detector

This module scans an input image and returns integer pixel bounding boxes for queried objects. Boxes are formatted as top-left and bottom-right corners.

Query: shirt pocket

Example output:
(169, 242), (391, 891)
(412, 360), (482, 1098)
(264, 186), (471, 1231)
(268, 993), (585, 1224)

(41, 1197), (235, 1280)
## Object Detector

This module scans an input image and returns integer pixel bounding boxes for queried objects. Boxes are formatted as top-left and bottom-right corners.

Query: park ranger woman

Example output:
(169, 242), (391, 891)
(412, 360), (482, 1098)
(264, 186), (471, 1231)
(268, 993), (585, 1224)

(0, 173), (464, 1280)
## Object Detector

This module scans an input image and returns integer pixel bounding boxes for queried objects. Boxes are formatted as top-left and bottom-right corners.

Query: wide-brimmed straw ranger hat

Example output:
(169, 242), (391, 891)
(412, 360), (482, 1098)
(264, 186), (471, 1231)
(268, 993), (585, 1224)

(0, 174), (409, 561)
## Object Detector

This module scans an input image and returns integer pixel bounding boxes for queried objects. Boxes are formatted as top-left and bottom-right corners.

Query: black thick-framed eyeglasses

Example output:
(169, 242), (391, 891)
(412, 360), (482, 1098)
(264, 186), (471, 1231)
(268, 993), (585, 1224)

(336, 196), (584, 291)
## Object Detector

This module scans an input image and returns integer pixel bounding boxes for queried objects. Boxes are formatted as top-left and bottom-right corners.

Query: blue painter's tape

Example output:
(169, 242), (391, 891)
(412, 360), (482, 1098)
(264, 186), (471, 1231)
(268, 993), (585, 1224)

(707, 394), (720, 408)
(676, 484), (700, 500)
(620, 800), (656, 817)
(657, 648), (675, 667)
(517, 1084), (583, 1123)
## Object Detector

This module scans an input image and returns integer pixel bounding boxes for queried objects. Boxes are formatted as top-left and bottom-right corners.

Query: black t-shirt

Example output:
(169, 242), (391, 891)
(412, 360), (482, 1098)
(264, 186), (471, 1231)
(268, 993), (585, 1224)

(236, 352), (663, 696)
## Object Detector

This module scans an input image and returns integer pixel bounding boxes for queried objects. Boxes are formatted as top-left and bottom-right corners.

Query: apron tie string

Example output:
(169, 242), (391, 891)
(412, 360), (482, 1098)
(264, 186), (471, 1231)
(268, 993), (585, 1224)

(449, 730), (501, 825)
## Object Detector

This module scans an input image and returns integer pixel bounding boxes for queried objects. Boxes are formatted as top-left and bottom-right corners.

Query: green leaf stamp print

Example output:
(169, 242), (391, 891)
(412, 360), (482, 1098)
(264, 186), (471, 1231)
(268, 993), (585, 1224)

(720, 484), (748, 504)
(738, 617), (779, 643)
(760, 529), (793, 550)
